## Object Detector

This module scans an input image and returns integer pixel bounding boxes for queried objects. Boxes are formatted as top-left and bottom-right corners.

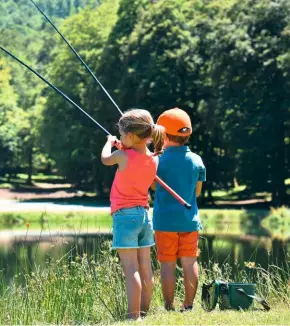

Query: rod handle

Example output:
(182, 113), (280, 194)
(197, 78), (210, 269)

(155, 176), (191, 209)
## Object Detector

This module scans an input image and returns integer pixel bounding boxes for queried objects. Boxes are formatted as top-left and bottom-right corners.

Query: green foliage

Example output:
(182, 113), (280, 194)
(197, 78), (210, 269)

(203, 0), (290, 204)
(0, 0), (97, 180)
(41, 0), (120, 188)
(1, 0), (290, 204)
(0, 58), (25, 168)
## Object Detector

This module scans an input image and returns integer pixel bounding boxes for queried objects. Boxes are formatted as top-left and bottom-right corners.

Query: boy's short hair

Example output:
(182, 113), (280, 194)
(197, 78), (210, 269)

(166, 133), (190, 145)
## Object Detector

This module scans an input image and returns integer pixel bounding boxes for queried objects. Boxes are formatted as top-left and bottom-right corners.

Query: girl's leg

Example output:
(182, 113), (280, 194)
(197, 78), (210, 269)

(118, 249), (141, 320)
(160, 261), (176, 310)
(180, 257), (198, 307)
(137, 247), (154, 316)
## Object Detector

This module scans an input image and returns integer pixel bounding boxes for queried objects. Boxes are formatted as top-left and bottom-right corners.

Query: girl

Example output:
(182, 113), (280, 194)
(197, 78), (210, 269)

(101, 109), (164, 320)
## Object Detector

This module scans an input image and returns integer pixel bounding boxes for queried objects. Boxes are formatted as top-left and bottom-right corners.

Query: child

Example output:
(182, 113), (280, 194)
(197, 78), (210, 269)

(153, 107), (206, 312)
(101, 109), (164, 320)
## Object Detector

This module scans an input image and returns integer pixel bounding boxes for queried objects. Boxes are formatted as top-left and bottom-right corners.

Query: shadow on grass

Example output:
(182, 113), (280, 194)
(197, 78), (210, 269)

(20, 195), (110, 206)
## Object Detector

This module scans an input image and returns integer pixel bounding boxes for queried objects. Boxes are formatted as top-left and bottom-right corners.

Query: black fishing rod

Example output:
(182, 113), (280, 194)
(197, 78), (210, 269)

(0, 47), (110, 135)
(29, 0), (123, 116)
(0, 47), (191, 209)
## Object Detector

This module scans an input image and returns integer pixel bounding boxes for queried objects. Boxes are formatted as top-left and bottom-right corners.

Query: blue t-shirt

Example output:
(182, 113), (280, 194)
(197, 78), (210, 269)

(153, 146), (206, 232)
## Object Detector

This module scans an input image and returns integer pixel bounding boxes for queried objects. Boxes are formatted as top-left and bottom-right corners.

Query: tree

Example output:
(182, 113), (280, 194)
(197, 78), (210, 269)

(40, 0), (120, 190)
(204, 0), (290, 205)
(0, 58), (27, 178)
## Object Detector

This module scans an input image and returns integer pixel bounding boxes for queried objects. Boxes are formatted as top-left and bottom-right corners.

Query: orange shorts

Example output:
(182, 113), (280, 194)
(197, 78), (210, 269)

(155, 231), (199, 261)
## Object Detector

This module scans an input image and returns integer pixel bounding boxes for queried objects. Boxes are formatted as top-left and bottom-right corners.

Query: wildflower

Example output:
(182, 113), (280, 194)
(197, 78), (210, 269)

(26, 221), (30, 228)
(244, 261), (256, 269)
(213, 263), (219, 273)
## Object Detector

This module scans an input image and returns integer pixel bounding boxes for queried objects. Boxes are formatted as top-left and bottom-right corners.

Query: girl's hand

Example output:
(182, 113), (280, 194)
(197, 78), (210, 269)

(108, 137), (123, 150)
(114, 139), (123, 150)
(107, 135), (118, 147)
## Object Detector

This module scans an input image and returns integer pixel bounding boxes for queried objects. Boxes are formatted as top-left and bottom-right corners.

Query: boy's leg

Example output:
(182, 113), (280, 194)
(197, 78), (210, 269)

(118, 248), (141, 320)
(160, 261), (176, 310)
(155, 231), (178, 310)
(179, 257), (198, 307)
(138, 247), (154, 316)
(178, 232), (199, 308)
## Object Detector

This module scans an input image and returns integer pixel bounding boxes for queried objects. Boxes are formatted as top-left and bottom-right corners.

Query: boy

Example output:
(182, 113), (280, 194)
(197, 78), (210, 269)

(153, 107), (206, 312)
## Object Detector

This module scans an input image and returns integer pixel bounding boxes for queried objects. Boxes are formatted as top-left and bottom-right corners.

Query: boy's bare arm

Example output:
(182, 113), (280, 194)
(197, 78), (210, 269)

(151, 181), (156, 191)
(196, 181), (203, 197)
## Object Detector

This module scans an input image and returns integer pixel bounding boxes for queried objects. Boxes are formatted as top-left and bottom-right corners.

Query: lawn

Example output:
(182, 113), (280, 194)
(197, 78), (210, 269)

(131, 307), (290, 325)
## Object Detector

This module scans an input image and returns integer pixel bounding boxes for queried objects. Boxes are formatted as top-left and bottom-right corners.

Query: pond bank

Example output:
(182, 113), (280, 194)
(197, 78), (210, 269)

(0, 243), (289, 325)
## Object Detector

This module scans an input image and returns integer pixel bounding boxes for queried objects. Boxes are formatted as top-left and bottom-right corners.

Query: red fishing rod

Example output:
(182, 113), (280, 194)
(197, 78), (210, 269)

(0, 47), (191, 209)
(27, 0), (192, 209)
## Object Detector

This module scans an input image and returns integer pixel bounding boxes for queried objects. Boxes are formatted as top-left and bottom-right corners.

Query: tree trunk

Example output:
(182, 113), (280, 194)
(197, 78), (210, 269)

(27, 146), (33, 185)
(93, 160), (105, 198)
(271, 120), (286, 206)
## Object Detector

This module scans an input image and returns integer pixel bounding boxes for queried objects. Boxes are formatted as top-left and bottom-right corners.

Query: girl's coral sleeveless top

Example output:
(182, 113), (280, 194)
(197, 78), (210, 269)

(110, 149), (158, 214)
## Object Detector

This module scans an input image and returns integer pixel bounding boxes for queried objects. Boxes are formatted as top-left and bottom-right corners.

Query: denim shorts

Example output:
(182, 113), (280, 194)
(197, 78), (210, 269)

(112, 206), (155, 249)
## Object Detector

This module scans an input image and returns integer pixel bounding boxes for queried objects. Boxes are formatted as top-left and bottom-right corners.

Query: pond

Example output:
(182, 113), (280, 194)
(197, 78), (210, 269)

(0, 208), (289, 285)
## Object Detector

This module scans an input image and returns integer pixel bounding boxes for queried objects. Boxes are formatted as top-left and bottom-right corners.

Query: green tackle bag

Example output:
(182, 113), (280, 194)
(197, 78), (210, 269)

(201, 280), (270, 311)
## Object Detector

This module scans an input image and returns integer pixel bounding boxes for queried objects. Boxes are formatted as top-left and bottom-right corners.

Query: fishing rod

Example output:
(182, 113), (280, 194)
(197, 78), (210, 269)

(28, 1), (192, 209)
(0, 47), (191, 209)
(0, 47), (109, 135)
(28, 0), (123, 116)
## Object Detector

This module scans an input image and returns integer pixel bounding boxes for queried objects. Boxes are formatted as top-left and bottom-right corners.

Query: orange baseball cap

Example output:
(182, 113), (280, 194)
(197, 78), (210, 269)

(157, 108), (192, 136)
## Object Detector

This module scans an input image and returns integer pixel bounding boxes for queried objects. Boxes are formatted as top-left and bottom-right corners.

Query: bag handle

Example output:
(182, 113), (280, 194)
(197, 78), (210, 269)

(236, 288), (270, 311)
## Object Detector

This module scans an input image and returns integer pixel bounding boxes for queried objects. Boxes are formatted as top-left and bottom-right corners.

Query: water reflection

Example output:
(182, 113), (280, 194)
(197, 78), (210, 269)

(0, 228), (289, 285)
(1, 208), (290, 284)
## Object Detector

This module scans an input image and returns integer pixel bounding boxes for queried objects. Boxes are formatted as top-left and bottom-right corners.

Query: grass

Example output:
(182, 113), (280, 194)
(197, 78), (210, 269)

(1, 173), (65, 182)
(212, 185), (247, 198)
(133, 307), (290, 325)
(0, 237), (289, 325)
(212, 179), (290, 203)
(16, 173), (65, 181)
(0, 183), (12, 189)
(0, 211), (112, 231)
(0, 209), (269, 234)
(261, 207), (290, 241)
(0, 173), (66, 189)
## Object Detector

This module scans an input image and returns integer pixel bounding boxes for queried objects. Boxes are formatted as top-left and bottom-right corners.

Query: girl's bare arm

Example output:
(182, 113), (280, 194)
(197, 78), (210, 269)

(101, 136), (126, 166)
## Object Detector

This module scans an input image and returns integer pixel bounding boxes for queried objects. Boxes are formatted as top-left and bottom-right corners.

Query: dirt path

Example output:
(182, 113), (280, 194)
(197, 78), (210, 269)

(0, 185), (270, 210)
(0, 186), (108, 212)
(0, 188), (78, 201)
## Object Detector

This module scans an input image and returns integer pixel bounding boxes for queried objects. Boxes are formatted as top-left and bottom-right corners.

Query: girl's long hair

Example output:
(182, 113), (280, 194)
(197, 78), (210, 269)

(118, 109), (164, 154)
